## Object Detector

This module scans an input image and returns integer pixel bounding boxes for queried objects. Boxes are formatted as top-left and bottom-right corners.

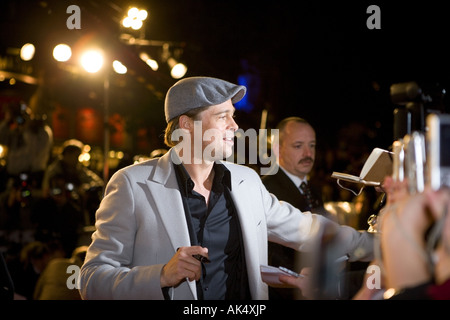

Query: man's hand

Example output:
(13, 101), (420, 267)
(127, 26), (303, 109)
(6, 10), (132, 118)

(160, 246), (209, 288)
(278, 267), (314, 299)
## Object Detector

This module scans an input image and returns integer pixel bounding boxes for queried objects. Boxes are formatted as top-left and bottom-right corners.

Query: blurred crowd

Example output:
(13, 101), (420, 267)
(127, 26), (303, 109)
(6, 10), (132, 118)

(0, 101), (105, 299)
(0, 100), (174, 300)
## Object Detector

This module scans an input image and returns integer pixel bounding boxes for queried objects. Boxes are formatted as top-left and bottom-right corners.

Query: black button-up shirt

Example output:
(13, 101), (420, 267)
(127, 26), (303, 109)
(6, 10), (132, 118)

(174, 162), (251, 300)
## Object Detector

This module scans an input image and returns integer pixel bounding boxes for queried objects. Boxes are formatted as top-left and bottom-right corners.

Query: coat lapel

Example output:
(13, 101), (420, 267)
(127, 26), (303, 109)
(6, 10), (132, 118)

(145, 150), (197, 298)
(227, 167), (263, 298)
(146, 150), (192, 251)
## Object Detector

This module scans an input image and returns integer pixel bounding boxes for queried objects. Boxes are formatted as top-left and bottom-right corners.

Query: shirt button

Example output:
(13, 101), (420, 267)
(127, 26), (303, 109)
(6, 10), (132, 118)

(204, 287), (208, 291)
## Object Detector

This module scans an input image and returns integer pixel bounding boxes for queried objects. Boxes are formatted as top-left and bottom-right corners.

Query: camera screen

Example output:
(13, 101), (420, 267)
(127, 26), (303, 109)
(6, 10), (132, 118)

(441, 124), (450, 167)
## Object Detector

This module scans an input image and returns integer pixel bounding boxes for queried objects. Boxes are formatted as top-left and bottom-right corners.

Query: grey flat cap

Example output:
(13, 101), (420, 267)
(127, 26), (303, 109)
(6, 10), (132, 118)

(164, 76), (246, 123)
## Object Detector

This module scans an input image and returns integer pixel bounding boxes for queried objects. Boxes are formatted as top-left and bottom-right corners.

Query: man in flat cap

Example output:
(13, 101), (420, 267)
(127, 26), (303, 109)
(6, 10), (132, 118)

(79, 76), (374, 300)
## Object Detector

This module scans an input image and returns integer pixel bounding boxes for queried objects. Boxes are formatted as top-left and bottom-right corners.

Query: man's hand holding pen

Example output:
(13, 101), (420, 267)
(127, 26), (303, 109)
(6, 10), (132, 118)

(160, 246), (209, 288)
(192, 254), (211, 264)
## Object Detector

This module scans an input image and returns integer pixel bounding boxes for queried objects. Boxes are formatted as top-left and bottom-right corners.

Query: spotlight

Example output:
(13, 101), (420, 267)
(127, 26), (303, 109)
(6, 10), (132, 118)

(139, 52), (159, 71)
(113, 60), (127, 74)
(122, 7), (148, 31)
(80, 49), (104, 73)
(167, 57), (187, 79)
(20, 43), (35, 61)
(53, 44), (72, 62)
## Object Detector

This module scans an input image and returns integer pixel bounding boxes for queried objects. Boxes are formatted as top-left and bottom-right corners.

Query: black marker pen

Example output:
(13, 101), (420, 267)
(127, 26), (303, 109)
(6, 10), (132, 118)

(192, 254), (210, 263)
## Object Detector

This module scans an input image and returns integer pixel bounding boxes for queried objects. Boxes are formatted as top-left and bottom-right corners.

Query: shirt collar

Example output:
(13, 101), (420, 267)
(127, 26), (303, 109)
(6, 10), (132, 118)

(174, 161), (232, 195)
(279, 166), (308, 187)
(174, 162), (194, 195)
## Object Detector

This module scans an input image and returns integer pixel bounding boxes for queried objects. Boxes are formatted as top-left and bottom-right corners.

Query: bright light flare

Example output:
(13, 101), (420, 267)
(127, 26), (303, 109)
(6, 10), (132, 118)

(80, 49), (104, 73)
(122, 17), (132, 28)
(128, 7), (139, 18)
(53, 44), (72, 62)
(131, 19), (143, 30)
(138, 10), (148, 21)
(113, 60), (127, 74)
(146, 58), (159, 71)
(139, 52), (159, 71)
(168, 57), (187, 79)
(122, 7), (148, 30)
(20, 43), (35, 61)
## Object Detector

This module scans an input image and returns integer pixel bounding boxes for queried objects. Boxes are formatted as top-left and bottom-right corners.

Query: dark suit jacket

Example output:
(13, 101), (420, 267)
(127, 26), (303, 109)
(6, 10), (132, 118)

(262, 168), (324, 212)
(261, 168), (327, 300)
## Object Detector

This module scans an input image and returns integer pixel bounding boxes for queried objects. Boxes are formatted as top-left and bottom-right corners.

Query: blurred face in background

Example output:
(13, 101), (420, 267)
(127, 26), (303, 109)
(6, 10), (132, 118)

(62, 148), (81, 169)
(278, 121), (316, 180)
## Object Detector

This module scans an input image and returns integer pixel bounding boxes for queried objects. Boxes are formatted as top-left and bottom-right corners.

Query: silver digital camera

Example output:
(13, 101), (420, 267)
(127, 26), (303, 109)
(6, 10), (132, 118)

(392, 139), (405, 182)
(426, 113), (450, 190)
(404, 131), (427, 194)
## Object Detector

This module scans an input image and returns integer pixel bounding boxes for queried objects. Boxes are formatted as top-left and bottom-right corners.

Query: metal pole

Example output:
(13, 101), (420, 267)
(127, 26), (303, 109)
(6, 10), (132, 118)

(103, 73), (110, 185)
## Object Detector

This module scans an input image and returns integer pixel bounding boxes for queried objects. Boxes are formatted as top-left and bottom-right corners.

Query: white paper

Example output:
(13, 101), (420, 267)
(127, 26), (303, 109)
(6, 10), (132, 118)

(260, 265), (301, 285)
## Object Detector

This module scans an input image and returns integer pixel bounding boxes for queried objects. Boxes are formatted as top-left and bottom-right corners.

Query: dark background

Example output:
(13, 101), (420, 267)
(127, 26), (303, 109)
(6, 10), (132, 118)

(1, 0), (449, 159)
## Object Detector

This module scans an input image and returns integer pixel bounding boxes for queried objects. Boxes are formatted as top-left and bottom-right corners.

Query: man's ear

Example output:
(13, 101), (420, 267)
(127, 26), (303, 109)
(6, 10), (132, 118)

(271, 140), (280, 159)
(179, 115), (192, 131)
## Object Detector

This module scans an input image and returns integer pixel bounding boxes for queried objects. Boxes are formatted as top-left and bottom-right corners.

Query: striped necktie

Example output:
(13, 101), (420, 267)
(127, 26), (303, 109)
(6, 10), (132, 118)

(300, 181), (314, 210)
